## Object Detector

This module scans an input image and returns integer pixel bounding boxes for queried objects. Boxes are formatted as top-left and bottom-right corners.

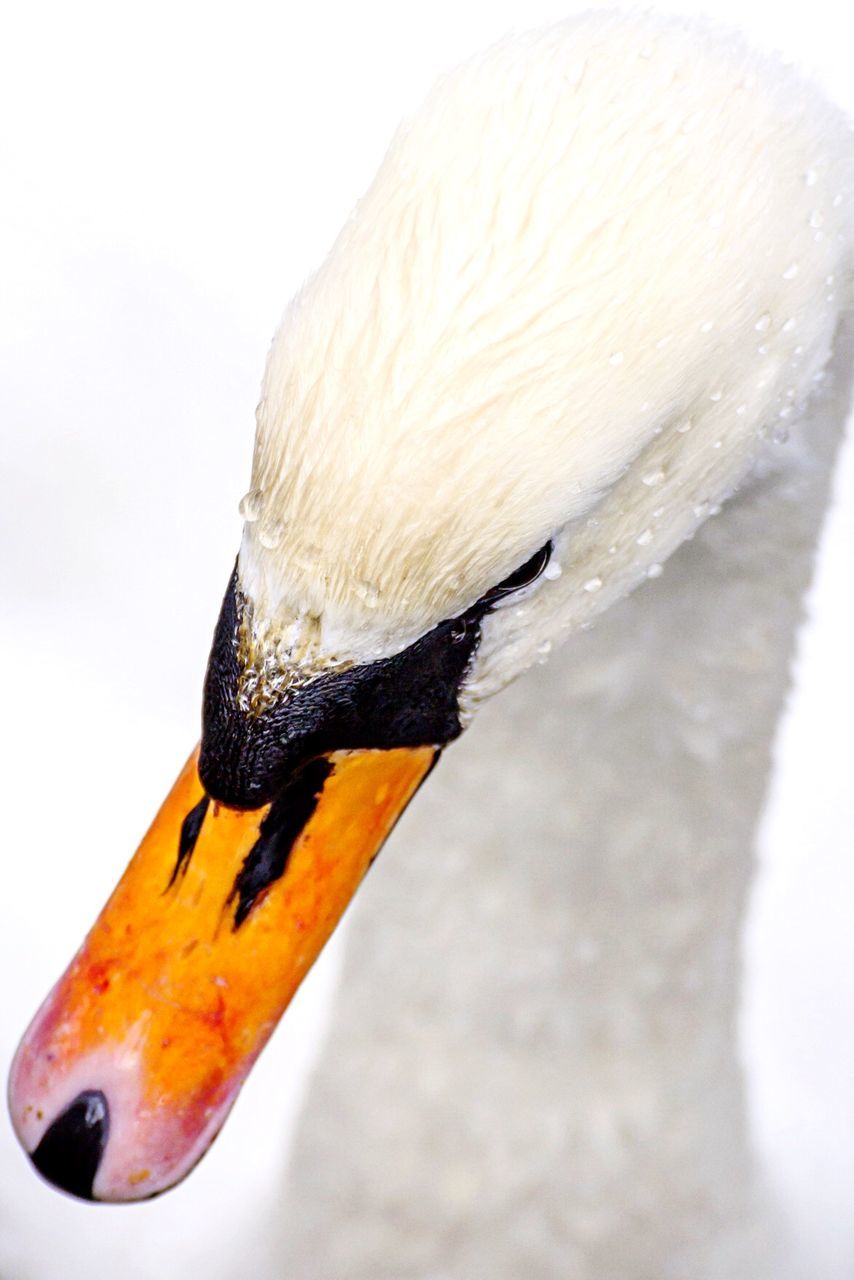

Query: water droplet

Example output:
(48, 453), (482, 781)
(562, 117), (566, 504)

(354, 580), (380, 608)
(826, 274), (836, 285)
(758, 344), (769, 355)
(779, 405), (793, 419)
(584, 576), (603, 593)
(782, 262), (799, 280)
(609, 351), (625, 366)
(543, 561), (562, 581)
(636, 528), (653, 546)
(694, 501), (710, 518)
(755, 313), (771, 332)
(736, 403), (747, 415)
(773, 426), (790, 444)
(810, 209), (824, 228)
(783, 317), (796, 333)
(709, 389), (723, 402)
(642, 468), (665, 486)
(712, 439), (723, 449)
(700, 319), (714, 333)
(537, 640), (552, 657)
(804, 169), (818, 187)
(608, 545), (617, 555)
(646, 563), (663, 579)
(239, 488), (264, 522)
(708, 212), (723, 228)
(675, 418), (693, 434)
(655, 335), (671, 349)
(258, 519), (284, 550)
(833, 193), (843, 207)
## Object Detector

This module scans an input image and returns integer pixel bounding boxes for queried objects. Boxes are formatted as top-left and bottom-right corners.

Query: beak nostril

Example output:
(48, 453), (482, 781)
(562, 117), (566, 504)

(30, 1090), (109, 1201)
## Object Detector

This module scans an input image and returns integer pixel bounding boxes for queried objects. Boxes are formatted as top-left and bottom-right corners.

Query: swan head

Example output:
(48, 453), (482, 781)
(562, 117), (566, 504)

(200, 10), (853, 807)
(11, 11), (854, 1203)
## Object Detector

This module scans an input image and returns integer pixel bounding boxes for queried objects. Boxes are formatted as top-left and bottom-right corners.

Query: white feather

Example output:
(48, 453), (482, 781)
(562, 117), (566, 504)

(236, 10), (854, 708)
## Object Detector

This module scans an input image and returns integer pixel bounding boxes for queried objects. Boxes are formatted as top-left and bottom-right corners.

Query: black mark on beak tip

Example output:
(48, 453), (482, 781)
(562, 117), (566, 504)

(30, 1090), (109, 1201)
(166, 793), (211, 891)
(229, 757), (334, 929)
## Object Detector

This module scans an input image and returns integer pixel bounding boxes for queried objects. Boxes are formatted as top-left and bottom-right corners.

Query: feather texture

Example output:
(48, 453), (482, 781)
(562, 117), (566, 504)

(237, 10), (854, 702)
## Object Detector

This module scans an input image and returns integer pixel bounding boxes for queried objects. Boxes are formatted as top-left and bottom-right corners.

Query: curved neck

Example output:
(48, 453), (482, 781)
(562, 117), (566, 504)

(267, 326), (852, 1279)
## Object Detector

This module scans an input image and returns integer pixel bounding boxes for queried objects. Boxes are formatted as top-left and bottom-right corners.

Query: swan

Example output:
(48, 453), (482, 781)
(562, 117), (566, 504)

(8, 10), (853, 1207)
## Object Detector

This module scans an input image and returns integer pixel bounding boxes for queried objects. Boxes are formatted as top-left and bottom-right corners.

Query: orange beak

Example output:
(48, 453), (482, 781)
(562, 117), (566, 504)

(8, 744), (436, 1201)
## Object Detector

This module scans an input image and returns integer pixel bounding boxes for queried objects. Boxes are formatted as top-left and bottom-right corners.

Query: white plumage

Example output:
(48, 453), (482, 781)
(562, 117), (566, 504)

(237, 10), (853, 722)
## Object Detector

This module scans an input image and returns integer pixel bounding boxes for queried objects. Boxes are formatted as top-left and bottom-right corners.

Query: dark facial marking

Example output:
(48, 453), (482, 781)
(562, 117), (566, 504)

(480, 540), (553, 602)
(200, 541), (552, 809)
(30, 1090), (109, 1201)
(166, 794), (211, 890)
(228, 757), (334, 928)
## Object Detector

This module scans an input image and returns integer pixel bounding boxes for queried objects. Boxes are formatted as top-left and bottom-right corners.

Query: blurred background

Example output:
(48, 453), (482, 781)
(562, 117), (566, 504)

(1, 0), (853, 1276)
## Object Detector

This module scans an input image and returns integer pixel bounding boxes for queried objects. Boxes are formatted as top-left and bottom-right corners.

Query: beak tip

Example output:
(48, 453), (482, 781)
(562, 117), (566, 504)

(29, 1090), (109, 1202)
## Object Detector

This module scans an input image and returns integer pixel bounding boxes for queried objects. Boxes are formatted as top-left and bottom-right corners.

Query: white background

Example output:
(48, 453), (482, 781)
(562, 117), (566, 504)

(1, 1), (853, 1276)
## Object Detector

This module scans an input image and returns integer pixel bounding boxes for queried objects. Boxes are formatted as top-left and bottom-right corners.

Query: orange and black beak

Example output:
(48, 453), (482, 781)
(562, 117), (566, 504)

(8, 564), (493, 1202)
(8, 548), (525, 1202)
(9, 743), (437, 1201)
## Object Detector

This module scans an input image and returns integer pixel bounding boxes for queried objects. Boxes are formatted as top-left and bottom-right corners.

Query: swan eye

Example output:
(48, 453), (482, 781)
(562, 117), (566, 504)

(480, 540), (553, 604)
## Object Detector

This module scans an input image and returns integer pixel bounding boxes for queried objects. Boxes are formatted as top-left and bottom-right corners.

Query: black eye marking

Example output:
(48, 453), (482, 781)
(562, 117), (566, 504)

(200, 542), (555, 809)
(439, 540), (554, 648)
(478, 539), (553, 605)
(166, 794), (210, 891)
(228, 757), (334, 929)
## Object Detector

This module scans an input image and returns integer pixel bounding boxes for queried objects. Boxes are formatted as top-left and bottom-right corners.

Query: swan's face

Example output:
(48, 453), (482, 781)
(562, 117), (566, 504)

(11, 12), (854, 1204)
(201, 13), (851, 806)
